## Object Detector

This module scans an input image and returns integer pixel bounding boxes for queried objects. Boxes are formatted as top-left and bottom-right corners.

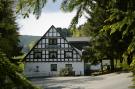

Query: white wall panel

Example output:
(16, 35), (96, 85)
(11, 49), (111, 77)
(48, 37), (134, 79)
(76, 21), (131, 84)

(30, 55), (33, 58)
(61, 50), (64, 54)
(42, 39), (45, 43)
(61, 55), (64, 58)
(58, 55), (60, 58)
(42, 44), (45, 48)
(42, 50), (45, 54)
(42, 55), (45, 58)
(53, 33), (56, 36)
(61, 44), (64, 48)
(65, 44), (68, 48)
(42, 59), (45, 61)
(38, 44), (41, 48)
(58, 39), (60, 43)
(49, 33), (52, 36)
(46, 39), (48, 43)
(24, 62), (84, 77)
(61, 39), (64, 43)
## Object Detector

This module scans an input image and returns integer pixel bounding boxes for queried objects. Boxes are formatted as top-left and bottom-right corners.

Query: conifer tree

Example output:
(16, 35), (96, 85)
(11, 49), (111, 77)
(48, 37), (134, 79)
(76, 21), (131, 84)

(0, 0), (22, 59)
(0, 1), (39, 88)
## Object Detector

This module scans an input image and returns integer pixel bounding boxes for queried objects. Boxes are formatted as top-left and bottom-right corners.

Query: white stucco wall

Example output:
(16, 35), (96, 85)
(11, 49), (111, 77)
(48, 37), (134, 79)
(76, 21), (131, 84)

(24, 62), (84, 77)
(90, 64), (101, 70)
(102, 60), (110, 65)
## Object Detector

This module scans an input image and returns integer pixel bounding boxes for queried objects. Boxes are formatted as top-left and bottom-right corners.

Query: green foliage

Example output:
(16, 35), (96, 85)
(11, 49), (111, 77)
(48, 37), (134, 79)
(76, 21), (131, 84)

(19, 35), (41, 53)
(16, 0), (57, 19)
(0, 1), (40, 88)
(57, 28), (71, 37)
(61, 0), (94, 28)
(16, 0), (135, 87)
(131, 58), (135, 88)
(73, 0), (133, 71)
(28, 41), (36, 50)
(70, 27), (82, 37)
(130, 58), (135, 75)
(0, 0), (22, 58)
(0, 51), (39, 89)
(101, 0), (135, 66)
(16, 0), (46, 19)
(82, 46), (98, 64)
(119, 61), (130, 71)
(59, 67), (74, 76)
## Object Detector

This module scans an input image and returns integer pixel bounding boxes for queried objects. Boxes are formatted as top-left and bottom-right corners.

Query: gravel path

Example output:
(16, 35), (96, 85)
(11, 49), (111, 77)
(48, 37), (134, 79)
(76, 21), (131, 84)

(30, 72), (133, 89)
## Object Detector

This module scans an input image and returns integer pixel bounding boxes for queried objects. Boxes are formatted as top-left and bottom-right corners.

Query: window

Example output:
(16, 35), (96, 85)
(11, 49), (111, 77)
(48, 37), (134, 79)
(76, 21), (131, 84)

(49, 51), (57, 59)
(35, 66), (39, 72)
(64, 51), (72, 58)
(65, 64), (72, 69)
(34, 50), (42, 58)
(49, 38), (57, 45)
(51, 64), (57, 71)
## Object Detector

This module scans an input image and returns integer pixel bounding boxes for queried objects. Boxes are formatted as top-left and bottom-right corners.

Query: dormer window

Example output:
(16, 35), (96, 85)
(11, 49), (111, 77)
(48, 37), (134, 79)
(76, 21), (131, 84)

(49, 38), (57, 45)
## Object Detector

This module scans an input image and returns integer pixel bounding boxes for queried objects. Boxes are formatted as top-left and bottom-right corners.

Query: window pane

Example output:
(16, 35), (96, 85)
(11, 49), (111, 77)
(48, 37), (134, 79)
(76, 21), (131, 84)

(49, 38), (57, 45)
(51, 64), (57, 71)
(65, 64), (72, 69)
(65, 51), (72, 58)
(34, 50), (42, 58)
(49, 51), (57, 59)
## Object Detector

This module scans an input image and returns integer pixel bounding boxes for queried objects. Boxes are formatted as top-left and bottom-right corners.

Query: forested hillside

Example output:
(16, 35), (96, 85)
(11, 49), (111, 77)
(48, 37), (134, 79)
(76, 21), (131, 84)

(19, 35), (41, 53)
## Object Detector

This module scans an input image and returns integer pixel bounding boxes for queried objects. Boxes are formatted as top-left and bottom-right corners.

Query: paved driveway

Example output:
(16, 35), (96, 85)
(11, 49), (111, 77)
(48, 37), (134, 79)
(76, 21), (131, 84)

(30, 72), (133, 89)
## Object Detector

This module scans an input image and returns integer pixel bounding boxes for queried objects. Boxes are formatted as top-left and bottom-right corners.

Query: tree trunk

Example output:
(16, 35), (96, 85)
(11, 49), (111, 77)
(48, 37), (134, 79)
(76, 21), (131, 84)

(115, 59), (117, 67)
(110, 59), (114, 72)
(127, 54), (133, 65)
(100, 60), (103, 74)
(120, 58), (123, 63)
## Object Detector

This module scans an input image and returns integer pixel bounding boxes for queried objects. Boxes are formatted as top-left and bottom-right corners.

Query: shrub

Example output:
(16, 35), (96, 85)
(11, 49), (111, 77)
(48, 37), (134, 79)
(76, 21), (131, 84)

(59, 67), (74, 76)
(130, 58), (135, 88)
(0, 51), (39, 89)
(130, 59), (135, 75)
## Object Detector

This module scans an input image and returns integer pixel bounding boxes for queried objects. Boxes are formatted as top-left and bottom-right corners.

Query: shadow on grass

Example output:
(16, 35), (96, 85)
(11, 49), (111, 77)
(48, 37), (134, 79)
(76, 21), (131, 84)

(44, 86), (65, 89)
(44, 76), (104, 84)
(44, 86), (86, 89)
(32, 76), (104, 89)
(30, 76), (104, 89)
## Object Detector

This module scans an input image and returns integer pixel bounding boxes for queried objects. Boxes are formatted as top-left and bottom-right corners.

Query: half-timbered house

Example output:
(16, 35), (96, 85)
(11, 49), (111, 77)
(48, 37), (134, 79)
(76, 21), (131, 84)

(24, 25), (91, 77)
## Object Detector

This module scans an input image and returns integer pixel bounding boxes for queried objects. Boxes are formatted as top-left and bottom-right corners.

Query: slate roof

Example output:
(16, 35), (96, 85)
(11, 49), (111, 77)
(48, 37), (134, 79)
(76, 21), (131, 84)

(66, 37), (91, 42)
(66, 37), (90, 51)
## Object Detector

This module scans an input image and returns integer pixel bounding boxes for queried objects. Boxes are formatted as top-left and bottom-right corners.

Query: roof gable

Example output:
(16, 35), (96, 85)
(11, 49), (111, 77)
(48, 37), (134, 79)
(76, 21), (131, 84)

(23, 25), (82, 61)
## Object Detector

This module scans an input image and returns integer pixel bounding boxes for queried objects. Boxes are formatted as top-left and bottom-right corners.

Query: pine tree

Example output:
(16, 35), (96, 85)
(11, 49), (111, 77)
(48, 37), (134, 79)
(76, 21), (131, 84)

(0, 1), (39, 88)
(0, 51), (39, 89)
(0, 0), (22, 59)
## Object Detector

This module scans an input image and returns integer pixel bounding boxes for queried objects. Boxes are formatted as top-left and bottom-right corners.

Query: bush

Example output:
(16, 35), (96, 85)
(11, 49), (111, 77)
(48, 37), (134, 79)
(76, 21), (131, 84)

(59, 67), (75, 76)
(130, 59), (135, 75)
(117, 61), (130, 71)
(0, 51), (39, 89)
(130, 59), (135, 88)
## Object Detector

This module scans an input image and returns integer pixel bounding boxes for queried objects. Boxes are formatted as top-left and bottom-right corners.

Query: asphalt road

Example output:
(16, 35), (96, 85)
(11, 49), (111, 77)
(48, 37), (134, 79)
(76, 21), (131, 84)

(30, 72), (133, 89)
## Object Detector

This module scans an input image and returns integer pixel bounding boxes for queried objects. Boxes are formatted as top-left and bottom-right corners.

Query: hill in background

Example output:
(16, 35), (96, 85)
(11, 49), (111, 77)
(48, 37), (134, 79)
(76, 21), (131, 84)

(19, 35), (41, 54)
(19, 28), (71, 54)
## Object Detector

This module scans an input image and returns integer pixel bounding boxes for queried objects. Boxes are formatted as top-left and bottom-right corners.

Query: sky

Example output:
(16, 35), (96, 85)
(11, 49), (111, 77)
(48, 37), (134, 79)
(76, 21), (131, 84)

(17, 0), (86, 36)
